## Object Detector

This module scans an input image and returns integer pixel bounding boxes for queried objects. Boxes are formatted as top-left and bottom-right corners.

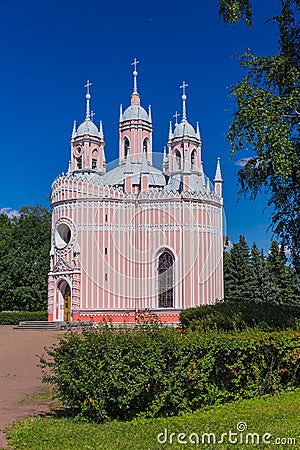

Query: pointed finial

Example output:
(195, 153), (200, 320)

(168, 121), (173, 140)
(173, 111), (180, 125)
(72, 120), (77, 138)
(68, 160), (71, 173)
(214, 157), (223, 182)
(91, 110), (95, 122)
(132, 58), (139, 94)
(119, 104), (123, 121)
(163, 146), (167, 162)
(85, 80), (92, 120)
(180, 81), (189, 121)
(196, 122), (201, 139)
(206, 177), (211, 193)
(148, 105), (152, 122)
(99, 120), (104, 138)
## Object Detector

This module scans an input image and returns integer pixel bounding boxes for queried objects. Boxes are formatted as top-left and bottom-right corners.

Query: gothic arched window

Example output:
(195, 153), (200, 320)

(175, 149), (182, 171)
(143, 138), (148, 155)
(158, 251), (174, 308)
(191, 149), (197, 170)
(92, 149), (98, 169)
(76, 156), (82, 170)
(124, 137), (130, 159)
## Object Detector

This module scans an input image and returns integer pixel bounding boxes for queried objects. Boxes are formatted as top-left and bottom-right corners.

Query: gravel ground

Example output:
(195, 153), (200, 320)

(0, 326), (63, 449)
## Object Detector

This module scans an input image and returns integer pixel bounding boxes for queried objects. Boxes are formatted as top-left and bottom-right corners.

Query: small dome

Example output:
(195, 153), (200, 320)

(122, 105), (150, 122)
(77, 120), (99, 137)
(173, 120), (197, 138)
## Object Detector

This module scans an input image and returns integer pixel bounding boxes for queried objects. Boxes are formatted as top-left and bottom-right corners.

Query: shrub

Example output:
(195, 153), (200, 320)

(40, 325), (300, 422)
(0, 311), (47, 325)
(180, 302), (300, 332)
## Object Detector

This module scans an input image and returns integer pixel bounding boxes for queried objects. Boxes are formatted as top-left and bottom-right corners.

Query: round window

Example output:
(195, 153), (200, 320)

(55, 223), (72, 250)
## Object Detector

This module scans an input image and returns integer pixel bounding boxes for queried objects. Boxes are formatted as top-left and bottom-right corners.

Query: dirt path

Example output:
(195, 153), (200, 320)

(0, 326), (63, 449)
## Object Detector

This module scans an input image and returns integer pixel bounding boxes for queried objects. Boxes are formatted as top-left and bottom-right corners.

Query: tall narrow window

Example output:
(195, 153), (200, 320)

(76, 156), (82, 170)
(175, 149), (182, 171)
(143, 138), (148, 155)
(158, 251), (174, 308)
(191, 149), (197, 170)
(92, 149), (98, 169)
(124, 137), (130, 159)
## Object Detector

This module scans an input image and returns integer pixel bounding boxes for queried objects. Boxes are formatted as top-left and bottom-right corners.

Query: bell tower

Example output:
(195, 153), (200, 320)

(167, 82), (202, 175)
(118, 59), (153, 165)
(70, 81), (106, 173)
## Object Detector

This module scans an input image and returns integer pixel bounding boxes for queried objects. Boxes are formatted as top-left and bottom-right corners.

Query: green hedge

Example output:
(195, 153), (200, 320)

(0, 311), (47, 325)
(40, 325), (300, 422)
(180, 302), (300, 332)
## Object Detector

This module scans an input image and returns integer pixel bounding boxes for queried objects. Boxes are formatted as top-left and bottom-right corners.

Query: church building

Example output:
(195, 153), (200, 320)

(48, 60), (224, 324)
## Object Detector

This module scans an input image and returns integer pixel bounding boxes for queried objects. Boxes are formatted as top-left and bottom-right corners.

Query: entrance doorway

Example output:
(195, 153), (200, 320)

(56, 280), (71, 322)
(63, 285), (71, 321)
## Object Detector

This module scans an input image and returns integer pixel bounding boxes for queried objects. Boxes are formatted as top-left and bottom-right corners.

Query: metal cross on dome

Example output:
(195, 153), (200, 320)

(180, 81), (189, 120)
(180, 81), (189, 96)
(131, 58), (140, 94)
(173, 111), (180, 124)
(132, 58), (139, 72)
(85, 80), (92, 95)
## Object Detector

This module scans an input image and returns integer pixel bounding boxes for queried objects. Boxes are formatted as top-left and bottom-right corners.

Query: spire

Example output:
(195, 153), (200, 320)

(99, 120), (104, 138)
(132, 58), (139, 94)
(206, 177), (211, 193)
(84, 80), (92, 121)
(163, 146), (168, 162)
(168, 121), (173, 140)
(214, 157), (223, 182)
(148, 105), (152, 122)
(162, 146), (168, 173)
(196, 121), (201, 140)
(180, 81), (189, 121)
(119, 104), (123, 121)
(131, 58), (141, 105)
(72, 120), (77, 138)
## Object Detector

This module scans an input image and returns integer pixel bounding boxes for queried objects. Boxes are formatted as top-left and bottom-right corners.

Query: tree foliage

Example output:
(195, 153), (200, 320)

(218, 0), (300, 268)
(250, 243), (278, 304)
(0, 205), (51, 311)
(267, 240), (295, 304)
(224, 236), (299, 304)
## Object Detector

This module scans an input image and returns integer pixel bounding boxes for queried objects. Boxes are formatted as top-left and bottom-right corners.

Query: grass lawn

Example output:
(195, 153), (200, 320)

(4, 389), (300, 449)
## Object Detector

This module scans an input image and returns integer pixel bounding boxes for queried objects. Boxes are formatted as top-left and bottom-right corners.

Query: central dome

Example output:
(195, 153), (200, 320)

(173, 120), (197, 138)
(77, 120), (99, 137)
(122, 104), (150, 122)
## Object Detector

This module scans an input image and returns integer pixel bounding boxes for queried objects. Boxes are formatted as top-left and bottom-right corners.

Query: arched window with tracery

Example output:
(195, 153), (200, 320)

(158, 251), (174, 308)
(124, 137), (130, 159)
(191, 149), (197, 170)
(175, 149), (182, 171)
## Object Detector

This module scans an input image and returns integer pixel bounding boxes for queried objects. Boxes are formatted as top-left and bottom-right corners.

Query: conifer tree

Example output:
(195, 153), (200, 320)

(224, 235), (252, 302)
(250, 243), (278, 304)
(267, 241), (295, 304)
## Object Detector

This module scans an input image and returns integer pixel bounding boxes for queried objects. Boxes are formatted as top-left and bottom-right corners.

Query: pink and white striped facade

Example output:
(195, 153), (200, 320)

(48, 67), (224, 325)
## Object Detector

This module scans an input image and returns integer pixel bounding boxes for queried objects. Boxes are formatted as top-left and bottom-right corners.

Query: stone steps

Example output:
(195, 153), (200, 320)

(14, 321), (59, 330)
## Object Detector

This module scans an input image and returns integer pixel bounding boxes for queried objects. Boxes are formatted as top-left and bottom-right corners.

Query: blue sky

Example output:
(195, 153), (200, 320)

(0, 0), (281, 251)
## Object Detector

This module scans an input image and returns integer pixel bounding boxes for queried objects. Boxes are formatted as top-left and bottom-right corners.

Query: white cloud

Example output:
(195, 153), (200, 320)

(224, 239), (233, 252)
(0, 207), (19, 218)
(235, 157), (253, 167)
